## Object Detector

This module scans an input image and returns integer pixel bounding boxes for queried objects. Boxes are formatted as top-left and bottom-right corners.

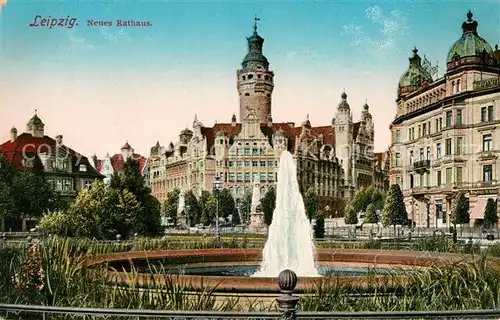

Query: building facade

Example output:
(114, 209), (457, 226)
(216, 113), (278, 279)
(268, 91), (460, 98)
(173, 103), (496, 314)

(0, 112), (103, 230)
(92, 142), (148, 186)
(389, 11), (500, 228)
(151, 21), (387, 214)
(0, 112), (103, 195)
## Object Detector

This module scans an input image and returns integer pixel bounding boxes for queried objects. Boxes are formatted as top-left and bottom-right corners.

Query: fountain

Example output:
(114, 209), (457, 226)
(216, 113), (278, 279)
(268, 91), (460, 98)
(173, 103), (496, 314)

(253, 151), (319, 277)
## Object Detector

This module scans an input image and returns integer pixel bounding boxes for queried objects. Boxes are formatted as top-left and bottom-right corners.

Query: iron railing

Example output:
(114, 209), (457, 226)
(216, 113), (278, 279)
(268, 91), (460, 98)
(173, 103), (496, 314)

(1, 269), (500, 320)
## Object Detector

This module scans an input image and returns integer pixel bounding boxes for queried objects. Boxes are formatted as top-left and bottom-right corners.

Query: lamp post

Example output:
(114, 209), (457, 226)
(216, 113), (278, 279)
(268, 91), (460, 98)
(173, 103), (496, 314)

(410, 198), (415, 230)
(212, 175), (222, 247)
(185, 204), (191, 234)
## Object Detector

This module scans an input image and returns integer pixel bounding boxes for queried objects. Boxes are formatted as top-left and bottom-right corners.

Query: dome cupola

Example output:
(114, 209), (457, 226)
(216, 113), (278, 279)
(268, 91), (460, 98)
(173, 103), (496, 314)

(397, 47), (433, 97)
(446, 11), (497, 71)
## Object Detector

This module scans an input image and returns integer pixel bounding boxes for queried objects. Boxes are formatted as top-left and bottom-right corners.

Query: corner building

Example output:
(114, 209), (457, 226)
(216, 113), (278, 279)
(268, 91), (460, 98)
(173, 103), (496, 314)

(389, 11), (500, 228)
(152, 23), (389, 213)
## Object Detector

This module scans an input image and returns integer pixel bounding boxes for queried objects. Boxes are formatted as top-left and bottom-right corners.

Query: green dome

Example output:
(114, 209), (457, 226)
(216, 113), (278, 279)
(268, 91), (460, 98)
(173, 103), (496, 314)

(398, 48), (433, 87)
(447, 11), (493, 63)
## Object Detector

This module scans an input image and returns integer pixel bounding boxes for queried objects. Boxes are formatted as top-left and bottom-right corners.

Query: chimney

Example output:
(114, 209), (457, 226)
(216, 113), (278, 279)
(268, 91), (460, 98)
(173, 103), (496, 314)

(91, 154), (98, 168)
(287, 122), (295, 128)
(267, 115), (273, 127)
(10, 127), (17, 142)
(55, 135), (63, 147)
(231, 114), (237, 126)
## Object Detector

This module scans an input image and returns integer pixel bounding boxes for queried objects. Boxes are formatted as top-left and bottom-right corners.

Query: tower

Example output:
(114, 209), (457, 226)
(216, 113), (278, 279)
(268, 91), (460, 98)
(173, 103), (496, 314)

(333, 91), (353, 184)
(26, 110), (44, 138)
(237, 16), (274, 123)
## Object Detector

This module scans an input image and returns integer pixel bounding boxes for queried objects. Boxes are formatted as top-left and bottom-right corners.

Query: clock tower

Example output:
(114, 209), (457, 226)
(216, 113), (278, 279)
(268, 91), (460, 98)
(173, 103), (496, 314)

(237, 17), (274, 123)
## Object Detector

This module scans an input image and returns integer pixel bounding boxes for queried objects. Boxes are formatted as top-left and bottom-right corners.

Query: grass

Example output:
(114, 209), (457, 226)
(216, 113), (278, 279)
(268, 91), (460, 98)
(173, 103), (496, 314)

(1, 236), (499, 319)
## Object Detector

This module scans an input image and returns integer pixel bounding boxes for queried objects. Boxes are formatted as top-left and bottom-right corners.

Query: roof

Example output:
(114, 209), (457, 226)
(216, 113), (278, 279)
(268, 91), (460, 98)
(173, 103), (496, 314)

(110, 153), (147, 174)
(199, 122), (341, 154)
(447, 11), (493, 63)
(0, 132), (101, 177)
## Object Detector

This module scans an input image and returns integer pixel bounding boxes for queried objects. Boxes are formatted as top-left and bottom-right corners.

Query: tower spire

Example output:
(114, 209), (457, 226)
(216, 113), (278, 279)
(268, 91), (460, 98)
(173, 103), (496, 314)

(253, 15), (260, 33)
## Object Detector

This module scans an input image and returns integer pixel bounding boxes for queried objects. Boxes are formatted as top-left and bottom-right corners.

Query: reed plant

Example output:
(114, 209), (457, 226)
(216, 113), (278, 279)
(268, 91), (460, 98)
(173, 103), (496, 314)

(1, 235), (500, 319)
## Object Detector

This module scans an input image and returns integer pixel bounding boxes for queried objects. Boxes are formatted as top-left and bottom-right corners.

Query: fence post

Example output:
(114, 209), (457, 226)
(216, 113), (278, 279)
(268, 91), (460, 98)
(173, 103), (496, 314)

(276, 269), (300, 320)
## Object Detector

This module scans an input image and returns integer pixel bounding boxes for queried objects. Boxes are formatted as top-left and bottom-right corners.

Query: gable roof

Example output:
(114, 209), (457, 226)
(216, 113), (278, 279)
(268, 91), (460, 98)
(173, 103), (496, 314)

(0, 133), (101, 177)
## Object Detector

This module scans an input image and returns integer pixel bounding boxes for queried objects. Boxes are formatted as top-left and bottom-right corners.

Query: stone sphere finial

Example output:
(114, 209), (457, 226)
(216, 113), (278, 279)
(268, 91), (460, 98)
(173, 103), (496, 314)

(278, 269), (297, 292)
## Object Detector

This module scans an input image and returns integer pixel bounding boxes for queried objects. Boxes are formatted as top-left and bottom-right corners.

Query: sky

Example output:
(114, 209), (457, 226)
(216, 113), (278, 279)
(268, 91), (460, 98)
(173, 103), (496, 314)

(1, 0), (499, 158)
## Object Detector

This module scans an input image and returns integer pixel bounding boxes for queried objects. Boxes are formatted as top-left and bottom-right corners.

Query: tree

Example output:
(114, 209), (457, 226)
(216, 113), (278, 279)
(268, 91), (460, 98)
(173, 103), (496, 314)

(218, 188), (235, 221)
(199, 191), (215, 226)
(304, 187), (318, 222)
(450, 191), (469, 228)
(38, 180), (142, 238)
(364, 203), (378, 224)
(484, 198), (498, 229)
(231, 206), (241, 226)
(10, 172), (59, 220)
(261, 187), (276, 226)
(381, 184), (408, 232)
(111, 159), (162, 236)
(351, 186), (385, 214)
(164, 189), (180, 226)
(313, 209), (325, 239)
(185, 190), (201, 226)
(344, 205), (358, 225)
(238, 190), (252, 224)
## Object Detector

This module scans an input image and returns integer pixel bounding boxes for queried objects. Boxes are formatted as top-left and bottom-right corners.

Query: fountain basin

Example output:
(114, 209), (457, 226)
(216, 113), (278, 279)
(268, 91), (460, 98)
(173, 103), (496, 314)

(84, 248), (466, 293)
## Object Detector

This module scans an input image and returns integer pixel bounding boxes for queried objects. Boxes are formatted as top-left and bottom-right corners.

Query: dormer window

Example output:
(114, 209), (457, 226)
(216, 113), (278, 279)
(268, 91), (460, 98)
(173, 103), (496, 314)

(79, 164), (87, 172)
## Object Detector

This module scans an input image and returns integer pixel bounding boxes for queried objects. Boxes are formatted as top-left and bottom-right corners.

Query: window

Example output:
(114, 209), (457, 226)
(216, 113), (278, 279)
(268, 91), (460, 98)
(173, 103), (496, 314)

(252, 172), (258, 182)
(229, 173), (235, 182)
(457, 79), (461, 92)
(427, 121), (431, 135)
(420, 148), (424, 161)
(445, 138), (452, 155)
(483, 134), (492, 152)
(446, 168), (452, 184)
(452, 81), (456, 94)
(456, 109), (463, 125)
(244, 172), (251, 181)
(395, 130), (401, 143)
(481, 107), (487, 122)
(260, 172), (266, 182)
(395, 153), (401, 167)
(260, 161), (266, 167)
(436, 143), (442, 159)
(456, 167), (463, 183)
(244, 148), (251, 155)
(408, 128), (411, 141)
(236, 173), (243, 181)
(268, 172), (274, 181)
(483, 165), (492, 182)
(409, 174), (414, 188)
(79, 164), (87, 172)
(426, 147), (431, 160)
(439, 118), (443, 130)
(437, 171), (442, 186)
(422, 123), (427, 136)
(418, 126), (421, 138)
(409, 150), (413, 164)
(456, 137), (462, 155)
(435, 119), (439, 132)
(252, 161), (258, 167)
(267, 161), (274, 167)
(395, 176), (401, 186)
(487, 105), (494, 121)
(84, 180), (92, 189)
(445, 111), (452, 127)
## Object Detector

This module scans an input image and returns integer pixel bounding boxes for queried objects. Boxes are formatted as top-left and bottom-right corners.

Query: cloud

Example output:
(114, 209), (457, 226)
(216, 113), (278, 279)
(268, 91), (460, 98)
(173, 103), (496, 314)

(342, 6), (409, 57)
(0, 0), (7, 12)
(99, 27), (132, 43)
(58, 31), (96, 59)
